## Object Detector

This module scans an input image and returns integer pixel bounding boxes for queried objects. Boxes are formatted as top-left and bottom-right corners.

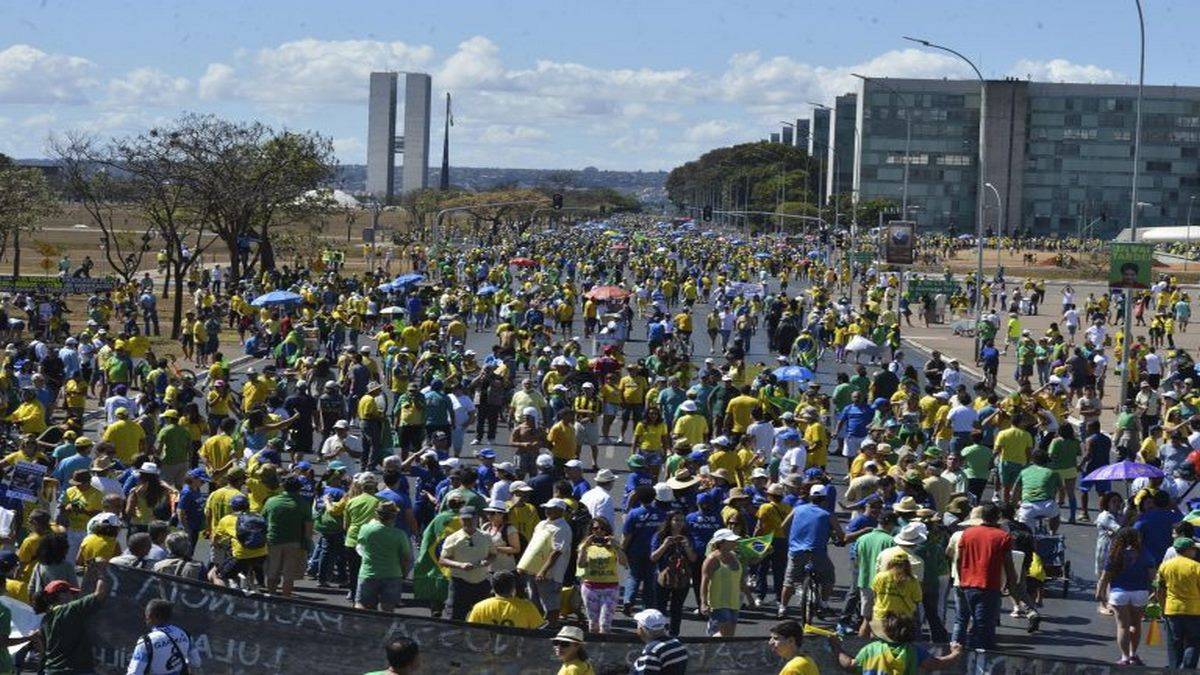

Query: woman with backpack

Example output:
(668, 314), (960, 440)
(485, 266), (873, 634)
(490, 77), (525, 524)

(649, 511), (696, 636)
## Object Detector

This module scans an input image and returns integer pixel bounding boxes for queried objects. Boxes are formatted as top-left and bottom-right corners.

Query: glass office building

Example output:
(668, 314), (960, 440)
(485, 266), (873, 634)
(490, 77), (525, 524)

(852, 77), (1200, 237)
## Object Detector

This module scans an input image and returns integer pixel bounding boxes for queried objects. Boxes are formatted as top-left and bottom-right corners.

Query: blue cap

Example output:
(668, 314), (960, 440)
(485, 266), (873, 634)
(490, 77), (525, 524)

(322, 487), (345, 501)
(873, 398), (890, 407)
(230, 495), (250, 510)
(186, 468), (211, 481)
(296, 461), (312, 471)
(477, 448), (497, 459)
(804, 467), (824, 480)
(777, 429), (800, 442)
(697, 491), (718, 508)
(688, 450), (709, 463)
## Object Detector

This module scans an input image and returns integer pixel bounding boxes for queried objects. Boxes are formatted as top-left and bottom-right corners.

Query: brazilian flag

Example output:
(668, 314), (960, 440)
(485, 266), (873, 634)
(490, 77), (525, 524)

(704, 534), (774, 564)
(412, 512), (460, 608)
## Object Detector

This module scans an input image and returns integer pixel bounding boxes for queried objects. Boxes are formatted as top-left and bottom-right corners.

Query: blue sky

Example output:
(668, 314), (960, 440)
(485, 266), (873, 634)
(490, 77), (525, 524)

(0, 0), (1195, 171)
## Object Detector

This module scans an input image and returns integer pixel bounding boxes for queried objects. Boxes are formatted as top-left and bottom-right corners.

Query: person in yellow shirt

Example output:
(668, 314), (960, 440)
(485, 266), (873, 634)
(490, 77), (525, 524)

(618, 366), (649, 441)
(550, 625), (595, 675)
(546, 409), (579, 469)
(994, 417), (1035, 502)
(723, 386), (761, 437)
(204, 468), (247, 536)
(769, 620), (820, 675)
(707, 436), (742, 482)
(76, 513), (122, 567)
(5, 390), (46, 436)
(60, 470), (103, 560)
(632, 406), (669, 458)
(206, 380), (234, 433)
(63, 371), (88, 420)
(799, 408), (830, 469)
(466, 569), (545, 629)
(102, 407), (146, 465)
(672, 400), (709, 446)
(211, 494), (267, 589)
(599, 373), (622, 441)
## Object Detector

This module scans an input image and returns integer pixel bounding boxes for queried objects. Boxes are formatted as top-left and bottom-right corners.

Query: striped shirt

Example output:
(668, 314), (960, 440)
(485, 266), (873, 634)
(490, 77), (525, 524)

(633, 637), (688, 674)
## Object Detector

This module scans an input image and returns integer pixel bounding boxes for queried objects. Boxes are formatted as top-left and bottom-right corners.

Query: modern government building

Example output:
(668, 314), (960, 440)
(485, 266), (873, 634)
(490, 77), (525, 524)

(787, 77), (1200, 238)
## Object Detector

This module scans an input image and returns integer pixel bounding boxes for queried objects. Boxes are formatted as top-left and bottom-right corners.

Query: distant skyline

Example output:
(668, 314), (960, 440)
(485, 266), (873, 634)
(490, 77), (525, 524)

(0, 0), (1195, 170)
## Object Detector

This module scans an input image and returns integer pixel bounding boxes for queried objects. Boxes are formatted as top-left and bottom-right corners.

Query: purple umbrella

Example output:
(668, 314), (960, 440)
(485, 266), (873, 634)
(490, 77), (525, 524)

(1080, 460), (1164, 483)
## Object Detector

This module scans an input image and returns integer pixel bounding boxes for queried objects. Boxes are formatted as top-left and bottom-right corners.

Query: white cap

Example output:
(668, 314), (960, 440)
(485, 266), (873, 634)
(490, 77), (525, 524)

(565, 459), (583, 469)
(809, 484), (828, 497)
(654, 482), (674, 502)
(535, 454), (555, 468)
(710, 528), (740, 544)
(542, 498), (569, 511)
(138, 462), (160, 475)
(595, 468), (616, 483)
(439, 457), (462, 470)
(92, 512), (122, 529)
(750, 467), (769, 479)
(679, 400), (698, 412)
(582, 382), (595, 389)
(711, 436), (731, 447)
(496, 461), (515, 473)
(522, 406), (539, 418)
(333, 419), (350, 430)
(634, 608), (669, 631)
(510, 481), (533, 492)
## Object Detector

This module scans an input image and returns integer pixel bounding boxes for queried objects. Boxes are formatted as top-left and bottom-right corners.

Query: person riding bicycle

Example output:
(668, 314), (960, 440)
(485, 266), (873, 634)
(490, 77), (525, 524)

(777, 483), (845, 619)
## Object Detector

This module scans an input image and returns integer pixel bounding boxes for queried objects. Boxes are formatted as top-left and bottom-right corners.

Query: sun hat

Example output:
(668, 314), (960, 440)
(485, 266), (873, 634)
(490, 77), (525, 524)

(710, 528), (740, 544)
(894, 521), (929, 546)
(653, 483), (675, 502)
(667, 469), (698, 490)
(595, 468), (616, 483)
(552, 625), (586, 645)
(634, 608), (669, 631)
(893, 496), (920, 514)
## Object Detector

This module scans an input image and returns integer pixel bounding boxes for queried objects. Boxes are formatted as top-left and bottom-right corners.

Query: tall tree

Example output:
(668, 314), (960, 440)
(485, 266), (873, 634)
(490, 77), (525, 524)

(0, 155), (59, 277)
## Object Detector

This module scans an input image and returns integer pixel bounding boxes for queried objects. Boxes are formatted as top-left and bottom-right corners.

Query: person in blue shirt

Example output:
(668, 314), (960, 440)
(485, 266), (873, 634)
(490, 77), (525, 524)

(624, 455), (655, 508)
(527, 455), (557, 508)
(745, 469), (771, 508)
(401, 452), (445, 530)
(805, 468), (838, 513)
(778, 484), (845, 619)
(292, 461), (318, 508)
(685, 490), (723, 599)
(475, 448), (498, 495)
(176, 468), (209, 547)
(51, 438), (94, 494)
(979, 339), (1001, 387)
(1133, 490), (1183, 566)
(564, 460), (590, 499)
(622, 484), (666, 614)
(376, 468), (418, 536)
(835, 391), (874, 458)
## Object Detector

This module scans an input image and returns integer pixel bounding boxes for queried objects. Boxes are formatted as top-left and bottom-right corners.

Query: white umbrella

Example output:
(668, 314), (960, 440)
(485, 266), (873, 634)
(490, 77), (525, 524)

(379, 306), (404, 315)
(844, 336), (878, 353)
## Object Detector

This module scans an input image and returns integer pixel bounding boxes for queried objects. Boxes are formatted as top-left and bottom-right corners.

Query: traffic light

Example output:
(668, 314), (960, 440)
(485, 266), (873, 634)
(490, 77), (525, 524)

(702, 205), (713, 221)
(552, 193), (563, 210)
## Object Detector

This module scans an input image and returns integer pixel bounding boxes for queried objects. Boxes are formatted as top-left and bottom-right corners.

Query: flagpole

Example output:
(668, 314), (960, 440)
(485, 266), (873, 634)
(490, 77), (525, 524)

(440, 92), (452, 191)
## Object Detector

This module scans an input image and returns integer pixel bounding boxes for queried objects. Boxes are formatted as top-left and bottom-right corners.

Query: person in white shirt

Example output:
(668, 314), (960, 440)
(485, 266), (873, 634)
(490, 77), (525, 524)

(776, 429), (808, 479)
(449, 383), (477, 457)
(1062, 306), (1080, 343)
(127, 599), (201, 675)
(940, 360), (964, 393)
(490, 461), (515, 504)
(320, 419), (364, 461)
(1144, 347), (1163, 387)
(946, 393), (979, 453)
(580, 469), (616, 530)
(1084, 319), (1107, 349)
(746, 412), (775, 455)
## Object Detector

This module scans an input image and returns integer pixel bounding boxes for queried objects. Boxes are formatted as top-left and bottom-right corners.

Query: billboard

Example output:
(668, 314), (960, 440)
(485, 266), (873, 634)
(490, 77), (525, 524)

(0, 275), (118, 295)
(1108, 242), (1154, 289)
(884, 220), (916, 265)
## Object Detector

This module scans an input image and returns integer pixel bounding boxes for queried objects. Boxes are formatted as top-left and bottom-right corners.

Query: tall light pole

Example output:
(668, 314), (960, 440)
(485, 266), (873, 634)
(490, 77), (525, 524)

(810, 101), (837, 230)
(1187, 195), (1196, 271)
(852, 73), (911, 216)
(904, 35), (987, 355)
(1118, 0), (1146, 409)
(985, 182), (1003, 270)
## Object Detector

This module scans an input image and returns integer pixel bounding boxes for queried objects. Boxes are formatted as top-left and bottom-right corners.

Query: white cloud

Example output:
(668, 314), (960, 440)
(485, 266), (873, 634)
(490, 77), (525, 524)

(478, 125), (548, 145)
(612, 128), (660, 153)
(0, 44), (96, 104)
(198, 38), (436, 103)
(437, 36), (505, 89)
(106, 67), (190, 107)
(684, 119), (742, 144)
(1010, 58), (1125, 84)
(332, 136), (365, 160)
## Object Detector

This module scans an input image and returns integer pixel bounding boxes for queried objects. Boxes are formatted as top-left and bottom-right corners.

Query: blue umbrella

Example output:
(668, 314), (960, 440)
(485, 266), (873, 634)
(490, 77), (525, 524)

(773, 365), (815, 383)
(476, 283), (498, 296)
(393, 273), (425, 287)
(754, 252), (771, 259)
(1080, 460), (1164, 483)
(251, 290), (303, 307)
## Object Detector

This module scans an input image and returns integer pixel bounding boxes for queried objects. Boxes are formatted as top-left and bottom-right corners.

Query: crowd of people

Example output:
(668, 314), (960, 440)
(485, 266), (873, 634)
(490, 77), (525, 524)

(0, 213), (1195, 673)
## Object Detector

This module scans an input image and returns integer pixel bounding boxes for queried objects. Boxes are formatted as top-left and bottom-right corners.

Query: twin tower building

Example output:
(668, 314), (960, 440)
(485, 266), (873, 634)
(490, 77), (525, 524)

(367, 72), (432, 202)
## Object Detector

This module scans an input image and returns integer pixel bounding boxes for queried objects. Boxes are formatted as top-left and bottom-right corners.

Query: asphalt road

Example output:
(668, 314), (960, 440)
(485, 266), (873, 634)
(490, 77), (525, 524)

(77, 268), (1157, 668)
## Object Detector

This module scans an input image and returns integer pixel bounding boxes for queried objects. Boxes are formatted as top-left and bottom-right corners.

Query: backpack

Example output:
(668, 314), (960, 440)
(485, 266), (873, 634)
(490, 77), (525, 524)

(235, 512), (267, 549)
(140, 626), (192, 675)
(656, 541), (692, 590)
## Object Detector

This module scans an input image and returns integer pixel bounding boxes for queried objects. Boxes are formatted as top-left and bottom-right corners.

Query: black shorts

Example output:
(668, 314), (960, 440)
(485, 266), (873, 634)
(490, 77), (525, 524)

(219, 554), (266, 581)
(621, 404), (644, 423)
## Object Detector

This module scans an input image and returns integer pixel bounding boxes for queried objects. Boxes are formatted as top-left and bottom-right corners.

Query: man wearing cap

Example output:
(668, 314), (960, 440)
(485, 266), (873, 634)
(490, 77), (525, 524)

(621, 485), (666, 615)
(321, 419), (364, 463)
(60, 465), (104, 562)
(358, 382), (387, 469)
(439, 506), (496, 620)
(632, 608), (688, 674)
(778, 484), (844, 619)
(262, 476), (313, 597)
(103, 406), (146, 465)
(753, 482), (791, 606)
(393, 383), (425, 458)
(154, 409), (191, 487)
(836, 391), (873, 460)
(581, 469), (616, 528)
(517, 498), (572, 626)
(671, 399), (708, 447)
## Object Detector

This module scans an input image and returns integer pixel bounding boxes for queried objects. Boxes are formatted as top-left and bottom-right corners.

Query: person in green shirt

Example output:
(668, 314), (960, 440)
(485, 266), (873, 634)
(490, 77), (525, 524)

(355, 501), (412, 611)
(959, 430), (994, 503)
(344, 473), (382, 603)
(1012, 448), (1063, 533)
(854, 511), (897, 637)
(1047, 425), (1082, 524)
(262, 477), (313, 597)
(831, 372), (854, 416)
(155, 410), (193, 487)
(34, 561), (110, 675)
(363, 636), (420, 675)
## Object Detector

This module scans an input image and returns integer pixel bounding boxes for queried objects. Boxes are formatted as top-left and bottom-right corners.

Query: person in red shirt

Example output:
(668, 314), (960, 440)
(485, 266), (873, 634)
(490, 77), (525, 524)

(952, 503), (1019, 649)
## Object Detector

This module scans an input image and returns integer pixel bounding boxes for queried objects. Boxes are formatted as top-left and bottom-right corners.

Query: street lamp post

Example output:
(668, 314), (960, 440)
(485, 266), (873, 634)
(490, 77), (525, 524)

(1187, 195), (1196, 271)
(904, 35), (987, 358)
(810, 102), (836, 231)
(985, 182), (1003, 270)
(852, 73), (911, 216)
(1118, 0), (1146, 408)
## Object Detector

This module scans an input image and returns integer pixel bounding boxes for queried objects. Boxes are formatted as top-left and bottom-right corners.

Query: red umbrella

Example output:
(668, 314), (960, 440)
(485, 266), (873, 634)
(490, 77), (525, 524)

(509, 257), (538, 268)
(610, 243), (629, 251)
(584, 285), (632, 301)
